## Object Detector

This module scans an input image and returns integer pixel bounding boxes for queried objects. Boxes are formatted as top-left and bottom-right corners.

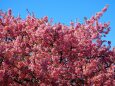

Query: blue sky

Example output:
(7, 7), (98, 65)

(0, 0), (115, 47)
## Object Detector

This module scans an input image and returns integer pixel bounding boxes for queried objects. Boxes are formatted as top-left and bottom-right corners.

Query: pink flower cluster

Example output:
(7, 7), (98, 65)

(0, 5), (114, 85)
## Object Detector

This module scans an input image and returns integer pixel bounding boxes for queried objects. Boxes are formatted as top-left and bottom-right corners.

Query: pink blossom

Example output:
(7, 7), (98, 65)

(0, 70), (5, 81)
(0, 5), (114, 85)
(102, 5), (109, 12)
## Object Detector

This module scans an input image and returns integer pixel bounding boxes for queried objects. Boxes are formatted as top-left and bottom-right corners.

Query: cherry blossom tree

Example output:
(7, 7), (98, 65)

(0, 5), (114, 86)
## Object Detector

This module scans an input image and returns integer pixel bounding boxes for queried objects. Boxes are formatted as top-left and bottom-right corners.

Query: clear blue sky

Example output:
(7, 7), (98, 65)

(0, 0), (115, 47)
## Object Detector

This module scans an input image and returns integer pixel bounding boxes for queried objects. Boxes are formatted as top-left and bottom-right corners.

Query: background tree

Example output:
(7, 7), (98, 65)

(0, 5), (114, 86)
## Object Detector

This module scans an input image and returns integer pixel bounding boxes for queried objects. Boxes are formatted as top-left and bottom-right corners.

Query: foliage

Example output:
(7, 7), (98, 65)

(0, 5), (115, 86)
